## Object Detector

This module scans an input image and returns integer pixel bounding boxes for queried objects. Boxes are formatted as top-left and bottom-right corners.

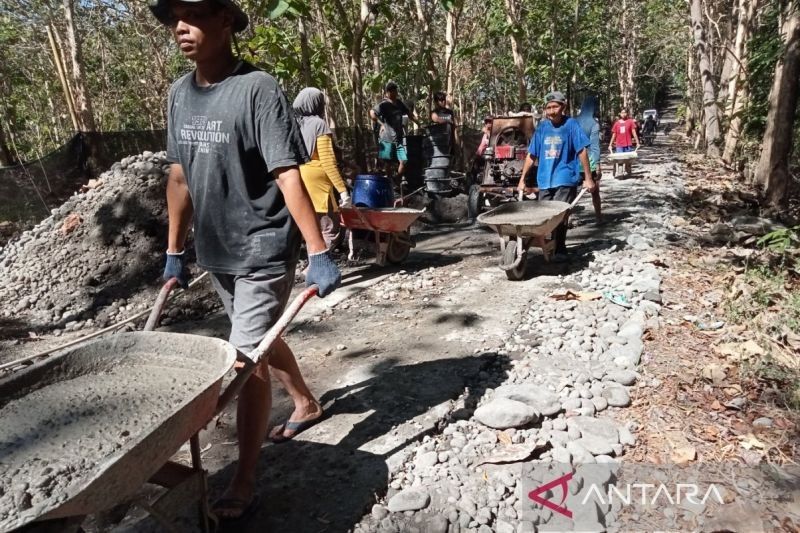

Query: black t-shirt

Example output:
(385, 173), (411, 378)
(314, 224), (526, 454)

(432, 106), (454, 124)
(373, 98), (411, 142)
(166, 61), (309, 275)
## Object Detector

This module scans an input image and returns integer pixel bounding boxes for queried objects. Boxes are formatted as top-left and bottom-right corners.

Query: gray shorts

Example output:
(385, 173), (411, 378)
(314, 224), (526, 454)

(209, 264), (296, 354)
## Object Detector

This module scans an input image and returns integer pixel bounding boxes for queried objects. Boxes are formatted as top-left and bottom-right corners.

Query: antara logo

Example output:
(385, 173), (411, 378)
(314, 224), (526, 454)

(528, 472), (573, 518)
(528, 473), (726, 519)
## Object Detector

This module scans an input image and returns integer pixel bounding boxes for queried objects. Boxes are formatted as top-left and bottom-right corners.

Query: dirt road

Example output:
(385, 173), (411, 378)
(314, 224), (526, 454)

(108, 129), (684, 532)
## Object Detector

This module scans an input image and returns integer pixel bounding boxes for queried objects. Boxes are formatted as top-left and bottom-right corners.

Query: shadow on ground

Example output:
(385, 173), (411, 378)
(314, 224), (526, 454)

(201, 352), (511, 533)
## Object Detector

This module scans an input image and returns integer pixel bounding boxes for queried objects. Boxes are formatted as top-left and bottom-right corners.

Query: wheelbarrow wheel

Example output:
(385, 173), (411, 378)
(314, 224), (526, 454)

(386, 231), (412, 264)
(502, 240), (527, 281)
(467, 184), (483, 221)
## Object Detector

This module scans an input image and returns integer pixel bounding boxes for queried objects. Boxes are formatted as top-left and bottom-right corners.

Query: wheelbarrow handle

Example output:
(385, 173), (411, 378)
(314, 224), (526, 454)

(569, 187), (588, 209)
(215, 285), (319, 416)
(144, 277), (179, 331)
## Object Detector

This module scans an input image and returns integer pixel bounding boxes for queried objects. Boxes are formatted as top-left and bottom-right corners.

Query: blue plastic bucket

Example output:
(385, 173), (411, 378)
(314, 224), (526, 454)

(352, 174), (394, 208)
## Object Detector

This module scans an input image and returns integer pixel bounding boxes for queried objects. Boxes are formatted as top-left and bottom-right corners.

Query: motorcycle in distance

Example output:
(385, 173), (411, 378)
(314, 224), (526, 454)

(641, 113), (658, 147)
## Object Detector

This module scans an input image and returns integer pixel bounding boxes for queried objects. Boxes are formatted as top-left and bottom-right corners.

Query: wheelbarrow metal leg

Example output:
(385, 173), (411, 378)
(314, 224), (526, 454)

(190, 434), (212, 533)
(374, 230), (388, 266)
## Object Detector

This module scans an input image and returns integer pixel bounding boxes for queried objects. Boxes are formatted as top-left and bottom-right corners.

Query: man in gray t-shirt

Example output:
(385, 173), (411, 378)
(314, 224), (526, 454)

(150, 0), (340, 524)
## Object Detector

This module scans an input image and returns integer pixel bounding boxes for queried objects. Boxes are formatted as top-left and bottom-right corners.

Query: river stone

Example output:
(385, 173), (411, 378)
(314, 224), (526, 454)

(568, 417), (619, 443)
(618, 426), (637, 446)
(591, 396), (608, 412)
(426, 514), (449, 533)
(627, 233), (652, 250)
(387, 488), (430, 512)
(474, 398), (539, 429)
(617, 319), (645, 340)
(604, 370), (638, 386)
(601, 385), (631, 407)
(566, 440), (595, 463)
(493, 384), (562, 416)
(415, 451), (439, 470)
(495, 519), (515, 533)
(561, 398), (582, 411)
(576, 436), (615, 456)
(372, 504), (389, 519)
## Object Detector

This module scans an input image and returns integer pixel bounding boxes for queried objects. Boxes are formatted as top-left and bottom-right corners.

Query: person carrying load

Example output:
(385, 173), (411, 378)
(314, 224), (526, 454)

(517, 91), (595, 262)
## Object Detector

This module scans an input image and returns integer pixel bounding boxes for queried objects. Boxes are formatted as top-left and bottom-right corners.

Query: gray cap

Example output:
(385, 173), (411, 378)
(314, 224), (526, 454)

(544, 91), (567, 104)
(150, 0), (249, 33)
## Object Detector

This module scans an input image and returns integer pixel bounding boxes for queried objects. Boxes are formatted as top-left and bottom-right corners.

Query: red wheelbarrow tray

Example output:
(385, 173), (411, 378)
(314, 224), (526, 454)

(339, 206), (424, 233)
(0, 331), (236, 531)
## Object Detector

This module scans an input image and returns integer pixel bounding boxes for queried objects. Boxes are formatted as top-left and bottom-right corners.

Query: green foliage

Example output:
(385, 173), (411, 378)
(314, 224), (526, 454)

(0, 0), (702, 157)
(757, 226), (800, 254)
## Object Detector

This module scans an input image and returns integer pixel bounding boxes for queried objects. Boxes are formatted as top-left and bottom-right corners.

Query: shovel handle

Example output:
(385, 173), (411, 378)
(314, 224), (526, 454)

(215, 285), (319, 415)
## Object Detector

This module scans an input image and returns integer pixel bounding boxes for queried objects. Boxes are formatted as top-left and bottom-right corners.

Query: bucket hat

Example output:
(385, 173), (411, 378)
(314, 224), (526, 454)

(150, 0), (249, 33)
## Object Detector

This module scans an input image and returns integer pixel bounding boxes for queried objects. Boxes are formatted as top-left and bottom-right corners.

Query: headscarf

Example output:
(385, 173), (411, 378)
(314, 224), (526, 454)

(292, 87), (332, 157)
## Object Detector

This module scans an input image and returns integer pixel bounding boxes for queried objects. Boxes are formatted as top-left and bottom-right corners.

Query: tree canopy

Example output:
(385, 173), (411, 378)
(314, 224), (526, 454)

(0, 0), (798, 206)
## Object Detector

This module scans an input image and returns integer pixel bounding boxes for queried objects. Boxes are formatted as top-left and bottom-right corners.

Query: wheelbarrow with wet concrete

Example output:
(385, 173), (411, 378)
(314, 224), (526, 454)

(477, 189), (587, 280)
(0, 279), (318, 533)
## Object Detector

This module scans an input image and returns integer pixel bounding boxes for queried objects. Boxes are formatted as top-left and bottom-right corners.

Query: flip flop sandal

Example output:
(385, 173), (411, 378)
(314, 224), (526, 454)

(269, 413), (326, 444)
(212, 494), (260, 531)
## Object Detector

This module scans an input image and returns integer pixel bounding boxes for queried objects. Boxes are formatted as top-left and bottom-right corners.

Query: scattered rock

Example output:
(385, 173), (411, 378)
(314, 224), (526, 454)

(387, 488), (430, 513)
(474, 398), (539, 429)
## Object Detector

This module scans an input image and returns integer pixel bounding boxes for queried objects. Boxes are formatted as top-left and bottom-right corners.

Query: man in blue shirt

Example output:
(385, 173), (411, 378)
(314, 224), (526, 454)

(517, 91), (595, 260)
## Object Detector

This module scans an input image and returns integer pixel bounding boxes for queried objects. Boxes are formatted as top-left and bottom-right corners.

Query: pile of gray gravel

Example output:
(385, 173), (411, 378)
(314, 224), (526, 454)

(0, 151), (209, 336)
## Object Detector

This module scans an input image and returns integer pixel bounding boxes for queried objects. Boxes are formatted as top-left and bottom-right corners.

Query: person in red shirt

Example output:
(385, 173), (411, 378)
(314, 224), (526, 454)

(608, 108), (639, 176)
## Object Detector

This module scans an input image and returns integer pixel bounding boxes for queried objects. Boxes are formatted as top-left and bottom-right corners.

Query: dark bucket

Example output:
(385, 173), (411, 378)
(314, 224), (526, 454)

(352, 174), (395, 207)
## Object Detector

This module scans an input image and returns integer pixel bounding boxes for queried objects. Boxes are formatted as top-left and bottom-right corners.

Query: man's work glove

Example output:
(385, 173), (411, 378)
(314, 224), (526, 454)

(339, 191), (352, 208)
(306, 250), (341, 297)
(163, 250), (189, 288)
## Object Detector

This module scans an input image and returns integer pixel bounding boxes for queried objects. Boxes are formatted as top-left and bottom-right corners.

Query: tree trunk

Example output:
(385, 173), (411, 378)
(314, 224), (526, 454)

(616, 0), (637, 111)
(298, 17), (313, 87)
(503, 0), (526, 103)
(46, 23), (79, 132)
(445, 4), (461, 97)
(754, 0), (800, 208)
(722, 0), (758, 164)
(0, 121), (16, 166)
(690, 0), (721, 156)
(62, 0), (96, 132)
(413, 0), (438, 92)
(685, 47), (697, 136)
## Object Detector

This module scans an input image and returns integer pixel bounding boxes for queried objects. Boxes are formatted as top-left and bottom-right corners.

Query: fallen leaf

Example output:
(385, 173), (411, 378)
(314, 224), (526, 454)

(740, 340), (765, 356)
(665, 430), (697, 464)
(670, 445), (697, 464)
(645, 258), (670, 268)
(475, 442), (544, 466)
(702, 363), (727, 385)
(714, 341), (763, 362)
(738, 433), (765, 450)
(702, 425), (720, 441)
(710, 399), (722, 410)
(723, 384), (743, 396)
(80, 178), (104, 192)
(549, 290), (601, 302)
(60, 213), (82, 236)
(497, 431), (512, 445)
(782, 329), (800, 353)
